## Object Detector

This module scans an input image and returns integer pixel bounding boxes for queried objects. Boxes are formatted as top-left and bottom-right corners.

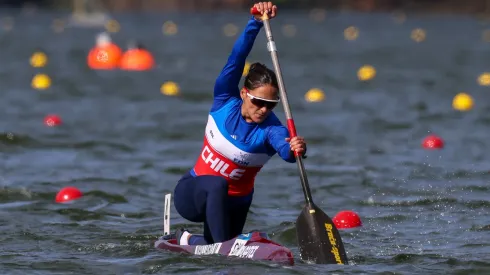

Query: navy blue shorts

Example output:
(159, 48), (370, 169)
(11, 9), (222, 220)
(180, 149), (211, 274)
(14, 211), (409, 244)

(173, 172), (253, 245)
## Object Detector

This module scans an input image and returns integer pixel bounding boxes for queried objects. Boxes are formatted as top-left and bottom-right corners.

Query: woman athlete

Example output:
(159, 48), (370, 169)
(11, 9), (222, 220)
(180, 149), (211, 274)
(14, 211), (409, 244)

(173, 1), (307, 246)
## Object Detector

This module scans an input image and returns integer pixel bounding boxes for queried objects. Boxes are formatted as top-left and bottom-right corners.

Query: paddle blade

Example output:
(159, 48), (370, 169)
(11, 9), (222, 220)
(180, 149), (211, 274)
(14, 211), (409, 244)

(296, 203), (349, 265)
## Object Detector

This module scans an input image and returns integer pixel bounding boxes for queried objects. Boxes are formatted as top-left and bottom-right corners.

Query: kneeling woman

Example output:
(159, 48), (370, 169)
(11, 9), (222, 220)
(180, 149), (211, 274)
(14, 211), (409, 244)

(173, 1), (307, 245)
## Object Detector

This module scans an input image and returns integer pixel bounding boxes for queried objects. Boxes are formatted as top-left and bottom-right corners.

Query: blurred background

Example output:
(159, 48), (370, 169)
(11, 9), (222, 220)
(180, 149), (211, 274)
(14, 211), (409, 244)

(3, 0), (490, 13)
(2, 0), (490, 275)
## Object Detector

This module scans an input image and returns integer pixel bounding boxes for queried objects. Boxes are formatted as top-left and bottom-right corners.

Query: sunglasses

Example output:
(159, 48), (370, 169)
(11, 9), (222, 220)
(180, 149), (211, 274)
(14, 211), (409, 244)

(245, 89), (280, 110)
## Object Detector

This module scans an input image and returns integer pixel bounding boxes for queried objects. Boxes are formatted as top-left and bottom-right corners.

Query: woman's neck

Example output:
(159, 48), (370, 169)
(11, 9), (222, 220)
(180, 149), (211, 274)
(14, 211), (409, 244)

(241, 104), (254, 123)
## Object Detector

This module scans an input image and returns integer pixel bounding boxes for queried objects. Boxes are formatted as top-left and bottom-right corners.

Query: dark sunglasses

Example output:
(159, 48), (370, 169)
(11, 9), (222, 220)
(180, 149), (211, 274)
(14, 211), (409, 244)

(245, 90), (280, 110)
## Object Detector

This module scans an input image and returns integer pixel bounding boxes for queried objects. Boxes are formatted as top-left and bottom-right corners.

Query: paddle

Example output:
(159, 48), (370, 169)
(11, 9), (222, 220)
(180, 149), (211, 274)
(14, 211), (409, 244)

(250, 6), (349, 265)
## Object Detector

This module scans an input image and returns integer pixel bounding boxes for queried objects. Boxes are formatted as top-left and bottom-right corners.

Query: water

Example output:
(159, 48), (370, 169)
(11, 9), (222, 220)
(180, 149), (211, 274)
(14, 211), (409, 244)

(1, 9), (490, 274)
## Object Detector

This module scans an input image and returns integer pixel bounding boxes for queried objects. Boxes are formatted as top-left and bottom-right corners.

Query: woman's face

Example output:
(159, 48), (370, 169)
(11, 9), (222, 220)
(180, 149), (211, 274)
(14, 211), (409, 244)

(240, 84), (280, 123)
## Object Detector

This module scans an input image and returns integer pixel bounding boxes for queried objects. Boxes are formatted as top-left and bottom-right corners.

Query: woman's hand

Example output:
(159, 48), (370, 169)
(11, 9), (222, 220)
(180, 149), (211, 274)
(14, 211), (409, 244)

(285, 136), (307, 156)
(253, 2), (278, 20)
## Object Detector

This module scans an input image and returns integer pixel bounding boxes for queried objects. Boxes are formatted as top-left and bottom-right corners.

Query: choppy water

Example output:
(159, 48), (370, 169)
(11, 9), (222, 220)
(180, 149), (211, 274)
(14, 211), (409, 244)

(1, 8), (490, 275)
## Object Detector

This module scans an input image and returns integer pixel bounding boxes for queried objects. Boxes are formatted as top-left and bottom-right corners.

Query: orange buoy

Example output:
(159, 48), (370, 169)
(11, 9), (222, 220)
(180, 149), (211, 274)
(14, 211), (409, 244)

(87, 32), (122, 70)
(119, 43), (155, 71)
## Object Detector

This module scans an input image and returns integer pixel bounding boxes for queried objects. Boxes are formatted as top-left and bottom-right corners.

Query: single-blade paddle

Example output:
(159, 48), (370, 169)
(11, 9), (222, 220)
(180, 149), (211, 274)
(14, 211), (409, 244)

(250, 6), (349, 265)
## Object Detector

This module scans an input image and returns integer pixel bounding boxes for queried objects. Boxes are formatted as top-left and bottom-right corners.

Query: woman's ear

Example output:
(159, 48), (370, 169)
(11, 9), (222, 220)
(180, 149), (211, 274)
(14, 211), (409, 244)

(240, 88), (246, 100)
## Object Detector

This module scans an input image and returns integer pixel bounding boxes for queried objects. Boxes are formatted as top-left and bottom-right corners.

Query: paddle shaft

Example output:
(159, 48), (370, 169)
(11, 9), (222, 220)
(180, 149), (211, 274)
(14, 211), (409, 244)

(250, 8), (349, 265)
(251, 8), (313, 205)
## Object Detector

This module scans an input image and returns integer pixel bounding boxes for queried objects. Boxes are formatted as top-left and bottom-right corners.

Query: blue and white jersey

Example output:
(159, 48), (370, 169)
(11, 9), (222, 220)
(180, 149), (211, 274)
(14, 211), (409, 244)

(191, 17), (295, 196)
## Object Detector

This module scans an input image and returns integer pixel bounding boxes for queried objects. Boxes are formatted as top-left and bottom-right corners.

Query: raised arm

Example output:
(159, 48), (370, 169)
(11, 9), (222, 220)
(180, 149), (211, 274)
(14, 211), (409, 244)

(211, 17), (263, 111)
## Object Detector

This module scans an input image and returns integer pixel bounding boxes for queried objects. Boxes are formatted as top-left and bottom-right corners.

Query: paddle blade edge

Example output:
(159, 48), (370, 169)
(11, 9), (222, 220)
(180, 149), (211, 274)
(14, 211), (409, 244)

(296, 204), (349, 265)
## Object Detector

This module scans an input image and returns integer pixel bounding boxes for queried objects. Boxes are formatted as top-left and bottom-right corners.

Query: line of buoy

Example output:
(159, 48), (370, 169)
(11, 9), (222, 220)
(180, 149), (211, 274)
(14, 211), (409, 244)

(87, 33), (155, 71)
(29, 49), (62, 131)
(29, 51), (60, 129)
(27, 11), (484, 205)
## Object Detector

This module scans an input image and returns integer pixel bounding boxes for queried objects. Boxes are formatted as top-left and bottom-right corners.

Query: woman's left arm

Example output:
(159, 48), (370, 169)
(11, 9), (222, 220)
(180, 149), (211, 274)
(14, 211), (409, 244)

(211, 17), (263, 111)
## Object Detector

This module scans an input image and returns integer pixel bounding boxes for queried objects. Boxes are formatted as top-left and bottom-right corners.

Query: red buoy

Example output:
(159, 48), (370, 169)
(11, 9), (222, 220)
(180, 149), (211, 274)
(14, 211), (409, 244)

(55, 187), (83, 203)
(422, 134), (444, 150)
(44, 114), (62, 127)
(333, 210), (362, 229)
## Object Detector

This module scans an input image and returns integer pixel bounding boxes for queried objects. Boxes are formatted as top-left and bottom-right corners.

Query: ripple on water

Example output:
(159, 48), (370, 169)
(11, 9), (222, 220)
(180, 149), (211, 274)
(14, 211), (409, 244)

(2, 11), (490, 275)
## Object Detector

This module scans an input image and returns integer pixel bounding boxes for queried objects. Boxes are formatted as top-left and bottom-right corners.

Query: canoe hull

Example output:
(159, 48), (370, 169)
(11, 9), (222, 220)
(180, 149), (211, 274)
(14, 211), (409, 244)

(154, 231), (294, 265)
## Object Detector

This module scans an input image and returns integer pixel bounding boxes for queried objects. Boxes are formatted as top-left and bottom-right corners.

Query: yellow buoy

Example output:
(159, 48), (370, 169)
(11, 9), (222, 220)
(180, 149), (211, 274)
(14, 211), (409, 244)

(223, 23), (238, 37)
(243, 61), (251, 76)
(30, 52), (48, 68)
(31, 74), (51, 90)
(357, 65), (376, 81)
(305, 88), (325, 102)
(452, 93), (473, 111)
(105, 19), (120, 33)
(477, 72), (490, 86)
(161, 81), (180, 96)
(344, 26), (359, 41)
(162, 21), (178, 36)
(411, 28), (426, 42)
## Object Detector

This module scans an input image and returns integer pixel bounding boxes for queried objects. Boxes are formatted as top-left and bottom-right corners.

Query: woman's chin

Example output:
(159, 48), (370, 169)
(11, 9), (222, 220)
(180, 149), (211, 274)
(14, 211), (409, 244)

(254, 114), (266, 123)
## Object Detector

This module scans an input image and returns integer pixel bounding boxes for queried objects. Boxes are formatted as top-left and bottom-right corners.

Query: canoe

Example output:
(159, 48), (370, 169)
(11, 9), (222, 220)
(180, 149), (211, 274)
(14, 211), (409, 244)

(154, 231), (294, 265)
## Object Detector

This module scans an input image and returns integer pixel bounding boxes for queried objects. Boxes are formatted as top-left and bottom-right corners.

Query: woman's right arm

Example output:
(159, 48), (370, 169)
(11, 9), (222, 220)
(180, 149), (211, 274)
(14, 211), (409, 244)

(210, 17), (263, 112)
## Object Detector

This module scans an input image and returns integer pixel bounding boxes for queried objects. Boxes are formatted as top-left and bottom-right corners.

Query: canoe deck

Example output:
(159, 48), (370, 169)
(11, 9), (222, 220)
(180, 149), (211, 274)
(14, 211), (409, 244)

(154, 231), (294, 265)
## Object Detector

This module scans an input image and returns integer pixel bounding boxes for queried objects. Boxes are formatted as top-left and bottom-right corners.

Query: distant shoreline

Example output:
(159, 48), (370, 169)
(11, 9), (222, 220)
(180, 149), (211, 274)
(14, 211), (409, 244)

(5, 0), (490, 16)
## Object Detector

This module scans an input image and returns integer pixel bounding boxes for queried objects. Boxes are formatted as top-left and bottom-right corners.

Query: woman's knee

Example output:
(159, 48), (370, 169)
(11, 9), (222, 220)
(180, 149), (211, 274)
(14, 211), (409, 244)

(174, 179), (202, 222)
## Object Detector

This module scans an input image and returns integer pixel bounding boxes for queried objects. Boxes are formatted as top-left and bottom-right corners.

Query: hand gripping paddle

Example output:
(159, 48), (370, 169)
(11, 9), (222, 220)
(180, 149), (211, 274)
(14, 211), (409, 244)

(250, 6), (349, 265)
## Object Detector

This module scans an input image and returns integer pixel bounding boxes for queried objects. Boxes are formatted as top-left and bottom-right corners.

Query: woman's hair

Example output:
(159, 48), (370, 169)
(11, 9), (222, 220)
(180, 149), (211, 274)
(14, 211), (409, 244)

(244, 62), (279, 90)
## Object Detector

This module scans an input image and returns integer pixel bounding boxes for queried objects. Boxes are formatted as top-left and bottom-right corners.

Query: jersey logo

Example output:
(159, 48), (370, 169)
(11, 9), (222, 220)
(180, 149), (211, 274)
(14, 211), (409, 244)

(201, 145), (245, 180)
(230, 134), (237, 140)
(233, 158), (249, 166)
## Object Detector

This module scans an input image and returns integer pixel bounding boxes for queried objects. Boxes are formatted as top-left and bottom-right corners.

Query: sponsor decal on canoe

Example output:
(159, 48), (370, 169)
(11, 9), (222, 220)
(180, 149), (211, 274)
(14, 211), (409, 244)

(229, 239), (247, 256)
(194, 243), (222, 255)
(229, 238), (259, 259)
(230, 245), (260, 258)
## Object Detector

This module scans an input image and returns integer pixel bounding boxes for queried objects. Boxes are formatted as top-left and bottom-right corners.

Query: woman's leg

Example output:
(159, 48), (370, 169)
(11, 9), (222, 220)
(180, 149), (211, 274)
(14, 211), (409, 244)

(174, 173), (204, 223)
(228, 191), (253, 238)
(195, 194), (253, 245)
(174, 173), (231, 244)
